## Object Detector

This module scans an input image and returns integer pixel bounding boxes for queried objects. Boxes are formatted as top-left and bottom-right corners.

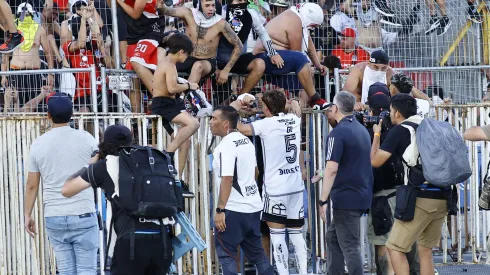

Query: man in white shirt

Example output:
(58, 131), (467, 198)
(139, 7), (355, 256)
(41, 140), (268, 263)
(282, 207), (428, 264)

(211, 105), (274, 275)
(232, 90), (307, 275)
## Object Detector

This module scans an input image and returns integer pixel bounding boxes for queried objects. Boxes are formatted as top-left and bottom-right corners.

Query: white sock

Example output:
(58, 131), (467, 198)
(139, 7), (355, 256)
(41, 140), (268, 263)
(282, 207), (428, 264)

(288, 227), (308, 275)
(270, 228), (289, 275)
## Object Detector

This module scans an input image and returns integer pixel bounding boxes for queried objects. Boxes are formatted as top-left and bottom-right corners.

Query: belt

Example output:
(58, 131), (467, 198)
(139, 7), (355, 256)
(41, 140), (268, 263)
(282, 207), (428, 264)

(78, 213), (94, 218)
(417, 189), (447, 200)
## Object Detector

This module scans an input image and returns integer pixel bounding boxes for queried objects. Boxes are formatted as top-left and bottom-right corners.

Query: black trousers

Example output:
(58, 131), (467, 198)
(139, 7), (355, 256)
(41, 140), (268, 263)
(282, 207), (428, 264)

(111, 233), (172, 275)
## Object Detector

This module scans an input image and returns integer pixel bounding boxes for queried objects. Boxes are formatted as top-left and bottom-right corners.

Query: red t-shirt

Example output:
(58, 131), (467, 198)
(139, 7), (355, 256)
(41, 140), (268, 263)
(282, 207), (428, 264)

(331, 46), (370, 69)
(62, 41), (103, 99)
(125, 0), (159, 15)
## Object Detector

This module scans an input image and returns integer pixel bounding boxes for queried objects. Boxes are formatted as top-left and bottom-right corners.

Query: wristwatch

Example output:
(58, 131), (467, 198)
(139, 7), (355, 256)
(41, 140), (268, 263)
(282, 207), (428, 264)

(216, 207), (226, 213)
(318, 200), (328, 206)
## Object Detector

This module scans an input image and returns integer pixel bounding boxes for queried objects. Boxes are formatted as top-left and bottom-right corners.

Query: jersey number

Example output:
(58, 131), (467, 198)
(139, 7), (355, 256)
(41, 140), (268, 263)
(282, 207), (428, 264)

(136, 44), (148, 53)
(284, 134), (297, 164)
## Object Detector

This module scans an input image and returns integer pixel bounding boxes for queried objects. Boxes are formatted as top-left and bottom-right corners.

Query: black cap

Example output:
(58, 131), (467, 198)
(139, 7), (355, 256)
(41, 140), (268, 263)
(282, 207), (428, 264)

(369, 50), (389, 65)
(367, 82), (390, 110)
(104, 125), (133, 146)
(47, 92), (73, 123)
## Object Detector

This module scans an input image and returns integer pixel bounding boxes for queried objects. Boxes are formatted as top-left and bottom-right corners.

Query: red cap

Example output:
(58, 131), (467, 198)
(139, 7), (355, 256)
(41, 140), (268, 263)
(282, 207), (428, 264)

(341, 28), (356, 38)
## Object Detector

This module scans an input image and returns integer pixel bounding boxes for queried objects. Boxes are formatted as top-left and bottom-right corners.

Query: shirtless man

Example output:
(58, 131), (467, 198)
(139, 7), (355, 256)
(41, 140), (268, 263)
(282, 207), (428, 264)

(151, 33), (200, 167)
(1, 2), (54, 111)
(343, 50), (430, 110)
(253, 2), (329, 110)
(0, 0), (24, 53)
(157, 0), (243, 86)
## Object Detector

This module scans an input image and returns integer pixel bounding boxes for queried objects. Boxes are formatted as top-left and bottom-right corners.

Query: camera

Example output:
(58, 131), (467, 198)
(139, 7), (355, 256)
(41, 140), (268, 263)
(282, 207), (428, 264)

(354, 110), (392, 131)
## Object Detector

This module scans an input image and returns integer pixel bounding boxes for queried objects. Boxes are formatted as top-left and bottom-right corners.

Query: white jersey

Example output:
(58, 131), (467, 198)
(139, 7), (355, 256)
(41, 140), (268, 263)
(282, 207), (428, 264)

(361, 65), (387, 103)
(251, 113), (303, 196)
(415, 98), (430, 118)
(212, 132), (263, 213)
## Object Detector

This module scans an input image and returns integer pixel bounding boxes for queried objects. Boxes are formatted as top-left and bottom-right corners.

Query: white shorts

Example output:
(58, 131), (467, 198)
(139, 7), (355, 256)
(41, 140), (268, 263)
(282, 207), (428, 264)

(262, 191), (304, 227)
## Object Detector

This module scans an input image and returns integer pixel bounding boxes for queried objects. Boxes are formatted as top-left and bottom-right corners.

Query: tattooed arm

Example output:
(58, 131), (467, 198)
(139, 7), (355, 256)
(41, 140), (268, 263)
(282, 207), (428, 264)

(156, 0), (193, 21)
(221, 22), (243, 72)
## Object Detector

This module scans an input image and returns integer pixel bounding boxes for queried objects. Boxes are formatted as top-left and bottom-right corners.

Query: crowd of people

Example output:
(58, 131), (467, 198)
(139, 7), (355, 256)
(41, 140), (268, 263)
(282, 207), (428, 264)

(0, 0), (486, 275)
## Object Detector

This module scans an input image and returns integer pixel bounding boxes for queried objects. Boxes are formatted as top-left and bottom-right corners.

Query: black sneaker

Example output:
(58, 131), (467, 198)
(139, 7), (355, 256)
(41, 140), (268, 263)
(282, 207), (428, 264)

(380, 16), (403, 27)
(373, 0), (395, 17)
(181, 179), (195, 198)
(468, 6), (482, 24)
(425, 16), (441, 35)
(436, 16), (452, 36)
(0, 31), (24, 53)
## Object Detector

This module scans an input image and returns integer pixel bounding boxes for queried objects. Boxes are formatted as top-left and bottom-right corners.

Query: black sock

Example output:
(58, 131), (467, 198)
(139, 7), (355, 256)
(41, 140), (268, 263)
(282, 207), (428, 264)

(168, 152), (175, 166)
(309, 93), (321, 103)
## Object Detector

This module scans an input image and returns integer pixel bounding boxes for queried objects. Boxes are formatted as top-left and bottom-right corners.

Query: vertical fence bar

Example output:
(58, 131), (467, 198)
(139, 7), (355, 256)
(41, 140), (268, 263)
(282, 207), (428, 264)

(110, 0), (121, 69)
(101, 67), (108, 114)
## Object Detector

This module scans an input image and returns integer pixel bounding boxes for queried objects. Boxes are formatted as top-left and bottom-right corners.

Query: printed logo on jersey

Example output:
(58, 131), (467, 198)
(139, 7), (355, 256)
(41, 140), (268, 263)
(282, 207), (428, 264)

(233, 138), (250, 147)
(227, 9), (244, 33)
(278, 166), (300, 175)
(245, 185), (258, 196)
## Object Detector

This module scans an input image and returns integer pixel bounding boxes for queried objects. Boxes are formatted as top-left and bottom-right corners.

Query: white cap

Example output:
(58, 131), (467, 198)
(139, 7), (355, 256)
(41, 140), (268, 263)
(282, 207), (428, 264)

(298, 3), (324, 27)
(17, 2), (35, 15)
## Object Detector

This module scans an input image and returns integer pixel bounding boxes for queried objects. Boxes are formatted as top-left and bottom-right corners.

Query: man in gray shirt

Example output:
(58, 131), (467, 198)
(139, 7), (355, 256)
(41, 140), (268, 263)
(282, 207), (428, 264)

(24, 93), (99, 275)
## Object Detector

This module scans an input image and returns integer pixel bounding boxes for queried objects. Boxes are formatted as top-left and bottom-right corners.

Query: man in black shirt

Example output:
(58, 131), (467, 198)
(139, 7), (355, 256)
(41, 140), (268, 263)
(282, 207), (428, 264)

(62, 125), (173, 275)
(370, 94), (448, 275)
(364, 83), (419, 275)
(319, 91), (373, 275)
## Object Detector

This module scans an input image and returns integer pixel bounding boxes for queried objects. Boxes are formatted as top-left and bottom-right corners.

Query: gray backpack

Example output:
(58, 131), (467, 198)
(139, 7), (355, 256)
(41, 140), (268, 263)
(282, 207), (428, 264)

(404, 118), (472, 188)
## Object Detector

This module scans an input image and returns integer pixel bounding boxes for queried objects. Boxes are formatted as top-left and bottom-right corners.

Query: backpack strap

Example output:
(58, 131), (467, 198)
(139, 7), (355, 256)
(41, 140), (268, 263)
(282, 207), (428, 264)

(484, 160), (490, 183)
(147, 147), (155, 172)
(158, 218), (170, 260)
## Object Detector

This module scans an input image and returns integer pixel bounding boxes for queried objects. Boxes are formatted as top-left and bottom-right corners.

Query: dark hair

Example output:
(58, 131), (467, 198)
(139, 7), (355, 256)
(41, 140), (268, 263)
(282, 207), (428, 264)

(97, 141), (131, 159)
(424, 85), (444, 99)
(390, 73), (413, 94)
(161, 33), (194, 55)
(49, 110), (73, 124)
(390, 93), (417, 119)
(214, 105), (239, 129)
(323, 55), (342, 70)
(262, 90), (286, 115)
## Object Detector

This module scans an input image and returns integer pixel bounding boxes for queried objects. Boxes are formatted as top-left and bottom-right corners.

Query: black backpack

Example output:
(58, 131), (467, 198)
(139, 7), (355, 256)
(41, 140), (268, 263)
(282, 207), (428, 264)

(105, 145), (183, 267)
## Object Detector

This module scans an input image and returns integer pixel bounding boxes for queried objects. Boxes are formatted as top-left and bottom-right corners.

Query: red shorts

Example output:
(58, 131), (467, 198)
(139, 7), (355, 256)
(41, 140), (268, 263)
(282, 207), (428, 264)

(126, 39), (159, 70)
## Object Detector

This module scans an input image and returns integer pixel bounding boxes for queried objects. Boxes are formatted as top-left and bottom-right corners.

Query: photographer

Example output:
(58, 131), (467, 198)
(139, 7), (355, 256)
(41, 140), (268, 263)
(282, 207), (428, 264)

(371, 94), (448, 275)
(362, 83), (420, 275)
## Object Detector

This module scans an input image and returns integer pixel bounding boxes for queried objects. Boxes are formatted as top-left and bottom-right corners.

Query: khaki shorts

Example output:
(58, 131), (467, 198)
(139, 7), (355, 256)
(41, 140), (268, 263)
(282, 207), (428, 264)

(386, 198), (447, 253)
(367, 189), (397, 246)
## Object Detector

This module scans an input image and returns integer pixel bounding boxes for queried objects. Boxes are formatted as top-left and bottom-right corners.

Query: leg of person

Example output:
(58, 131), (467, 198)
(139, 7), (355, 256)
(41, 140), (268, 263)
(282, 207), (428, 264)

(129, 39), (159, 92)
(326, 217), (346, 275)
(0, 0), (23, 53)
(188, 60), (213, 84)
(70, 214), (99, 275)
(240, 212), (274, 275)
(434, 0), (451, 36)
(286, 192), (307, 275)
(424, 0), (441, 35)
(241, 57), (265, 94)
(148, 232), (173, 274)
(417, 199), (447, 275)
(376, 246), (393, 275)
(386, 198), (446, 275)
(467, 0), (482, 24)
(262, 193), (289, 275)
(407, 242), (420, 275)
(168, 112), (200, 153)
(331, 209), (364, 275)
(45, 216), (77, 274)
(178, 139), (190, 178)
(111, 235), (153, 275)
(215, 211), (245, 275)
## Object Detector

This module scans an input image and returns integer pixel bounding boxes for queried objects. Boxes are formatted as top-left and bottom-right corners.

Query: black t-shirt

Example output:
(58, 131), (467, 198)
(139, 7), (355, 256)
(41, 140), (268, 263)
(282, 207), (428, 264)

(380, 125), (427, 186)
(312, 25), (339, 57)
(124, 13), (166, 45)
(81, 159), (160, 236)
(368, 128), (403, 193)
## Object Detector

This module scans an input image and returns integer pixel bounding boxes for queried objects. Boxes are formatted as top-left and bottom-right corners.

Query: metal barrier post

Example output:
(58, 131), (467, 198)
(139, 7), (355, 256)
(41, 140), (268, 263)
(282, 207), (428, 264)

(110, 0), (121, 69)
(334, 68), (340, 96)
(101, 67), (108, 113)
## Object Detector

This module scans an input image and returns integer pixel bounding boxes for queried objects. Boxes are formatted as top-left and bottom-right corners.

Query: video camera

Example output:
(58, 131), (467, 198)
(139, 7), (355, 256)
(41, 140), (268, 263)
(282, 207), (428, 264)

(354, 110), (392, 131)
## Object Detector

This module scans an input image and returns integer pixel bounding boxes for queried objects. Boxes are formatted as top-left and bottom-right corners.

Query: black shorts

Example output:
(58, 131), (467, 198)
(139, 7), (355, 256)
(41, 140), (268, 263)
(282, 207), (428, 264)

(111, 233), (172, 275)
(176, 56), (217, 80)
(217, 53), (257, 74)
(151, 96), (185, 135)
(8, 69), (44, 108)
(73, 92), (118, 112)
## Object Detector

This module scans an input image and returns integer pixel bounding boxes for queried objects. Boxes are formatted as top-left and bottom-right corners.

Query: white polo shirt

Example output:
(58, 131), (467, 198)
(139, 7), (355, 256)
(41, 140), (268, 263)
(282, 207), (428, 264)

(212, 132), (263, 213)
(251, 113), (303, 196)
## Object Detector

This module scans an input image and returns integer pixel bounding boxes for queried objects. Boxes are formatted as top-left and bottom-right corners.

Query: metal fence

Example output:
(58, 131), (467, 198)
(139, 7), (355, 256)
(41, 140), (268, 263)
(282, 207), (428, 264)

(1, 106), (490, 274)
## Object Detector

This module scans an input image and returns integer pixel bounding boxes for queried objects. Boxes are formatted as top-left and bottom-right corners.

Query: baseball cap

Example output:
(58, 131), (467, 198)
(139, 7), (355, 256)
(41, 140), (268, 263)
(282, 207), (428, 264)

(369, 50), (389, 65)
(17, 2), (35, 16)
(47, 92), (73, 123)
(104, 125), (133, 146)
(341, 28), (356, 38)
(367, 82), (390, 110)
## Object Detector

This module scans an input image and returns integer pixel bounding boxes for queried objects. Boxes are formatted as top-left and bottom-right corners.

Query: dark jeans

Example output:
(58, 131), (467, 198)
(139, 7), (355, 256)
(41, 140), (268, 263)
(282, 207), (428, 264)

(326, 209), (364, 275)
(215, 211), (274, 275)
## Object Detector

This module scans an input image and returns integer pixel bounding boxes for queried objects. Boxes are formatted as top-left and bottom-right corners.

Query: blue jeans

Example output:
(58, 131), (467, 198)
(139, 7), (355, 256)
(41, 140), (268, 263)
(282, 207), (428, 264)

(45, 213), (99, 275)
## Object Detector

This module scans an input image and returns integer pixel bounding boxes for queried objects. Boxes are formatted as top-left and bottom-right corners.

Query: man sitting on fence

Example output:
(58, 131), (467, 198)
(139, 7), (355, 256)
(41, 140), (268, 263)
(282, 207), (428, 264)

(253, 2), (329, 110)
(343, 50), (430, 111)
(1, 2), (54, 111)
(157, 0), (243, 88)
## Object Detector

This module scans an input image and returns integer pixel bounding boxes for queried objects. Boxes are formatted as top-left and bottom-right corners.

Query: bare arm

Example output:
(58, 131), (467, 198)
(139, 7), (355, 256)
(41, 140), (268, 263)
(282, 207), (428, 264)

(156, 2), (193, 21)
(160, 64), (189, 94)
(40, 28), (54, 70)
(412, 87), (432, 102)
(464, 126), (490, 141)
(68, 17), (87, 52)
(320, 161), (338, 201)
(221, 22), (244, 72)
(217, 176), (233, 208)
(117, 0), (146, 20)
(307, 34), (322, 69)
(370, 134), (392, 168)
(343, 66), (361, 101)
(60, 21), (71, 48)
(24, 172), (41, 218)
